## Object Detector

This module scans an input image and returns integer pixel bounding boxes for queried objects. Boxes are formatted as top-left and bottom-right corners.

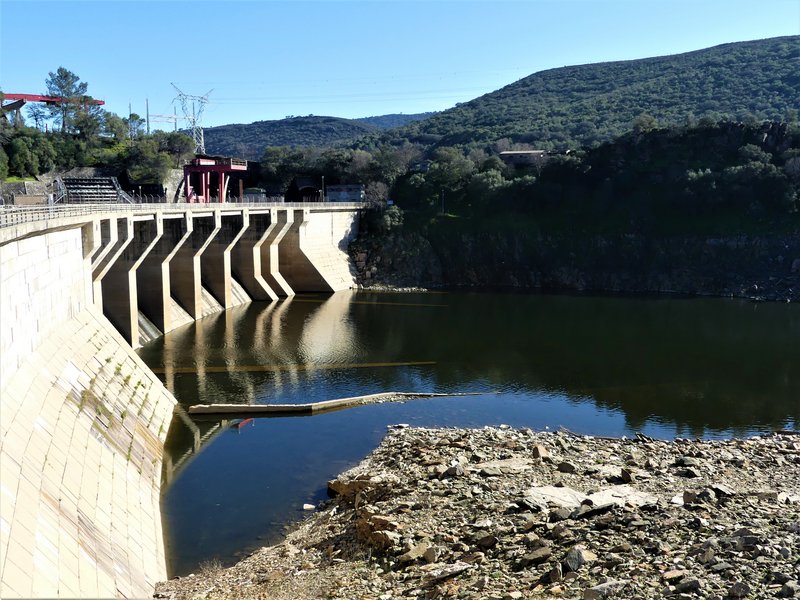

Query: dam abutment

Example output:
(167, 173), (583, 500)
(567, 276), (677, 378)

(0, 202), (362, 598)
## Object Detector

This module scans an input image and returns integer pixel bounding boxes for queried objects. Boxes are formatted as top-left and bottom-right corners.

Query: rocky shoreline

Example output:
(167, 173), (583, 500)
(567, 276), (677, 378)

(348, 230), (800, 303)
(155, 427), (800, 599)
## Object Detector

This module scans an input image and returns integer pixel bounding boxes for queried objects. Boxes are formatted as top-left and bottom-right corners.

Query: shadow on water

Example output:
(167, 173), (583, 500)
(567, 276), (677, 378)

(137, 290), (800, 575)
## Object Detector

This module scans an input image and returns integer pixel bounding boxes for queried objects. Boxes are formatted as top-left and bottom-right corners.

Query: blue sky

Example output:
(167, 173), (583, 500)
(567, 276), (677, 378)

(1, 0), (798, 129)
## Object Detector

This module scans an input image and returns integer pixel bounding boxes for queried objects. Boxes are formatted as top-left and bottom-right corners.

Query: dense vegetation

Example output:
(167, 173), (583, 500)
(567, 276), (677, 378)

(0, 69), (195, 184)
(202, 113), (434, 160)
(260, 120), (800, 231)
(203, 116), (376, 160)
(251, 37), (800, 214)
(355, 113), (436, 130)
(353, 120), (800, 298)
(378, 36), (799, 151)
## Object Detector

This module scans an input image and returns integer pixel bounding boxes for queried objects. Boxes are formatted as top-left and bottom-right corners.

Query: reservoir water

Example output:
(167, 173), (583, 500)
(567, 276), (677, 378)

(136, 290), (800, 576)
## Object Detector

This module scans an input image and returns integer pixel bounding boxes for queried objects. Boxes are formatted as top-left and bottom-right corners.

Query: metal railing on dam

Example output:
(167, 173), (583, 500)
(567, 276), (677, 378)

(0, 201), (367, 229)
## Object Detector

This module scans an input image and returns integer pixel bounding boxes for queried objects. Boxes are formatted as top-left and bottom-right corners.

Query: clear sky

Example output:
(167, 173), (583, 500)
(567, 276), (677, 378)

(1, 0), (798, 129)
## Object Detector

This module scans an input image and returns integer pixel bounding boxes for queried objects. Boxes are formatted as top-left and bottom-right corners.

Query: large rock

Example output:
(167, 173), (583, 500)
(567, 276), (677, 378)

(586, 485), (658, 508)
(523, 485), (587, 510)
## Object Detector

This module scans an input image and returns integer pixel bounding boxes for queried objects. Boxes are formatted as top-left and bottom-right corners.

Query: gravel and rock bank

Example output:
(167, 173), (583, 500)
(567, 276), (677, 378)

(156, 427), (800, 599)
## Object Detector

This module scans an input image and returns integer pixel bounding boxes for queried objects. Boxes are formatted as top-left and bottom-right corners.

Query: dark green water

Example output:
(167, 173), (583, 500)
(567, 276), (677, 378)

(136, 290), (800, 576)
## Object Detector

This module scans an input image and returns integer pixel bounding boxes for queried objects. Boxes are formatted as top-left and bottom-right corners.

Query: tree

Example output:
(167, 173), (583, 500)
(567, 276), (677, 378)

(0, 147), (9, 180)
(9, 137), (39, 177)
(26, 104), (49, 130)
(45, 67), (89, 132)
(103, 112), (129, 141)
(124, 138), (172, 183)
(126, 113), (146, 139)
(152, 131), (194, 166)
(428, 147), (474, 190)
(364, 181), (389, 204)
(632, 113), (659, 134)
(73, 105), (104, 142)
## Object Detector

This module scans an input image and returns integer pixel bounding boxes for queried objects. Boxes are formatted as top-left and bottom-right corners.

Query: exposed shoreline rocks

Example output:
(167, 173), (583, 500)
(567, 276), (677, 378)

(155, 427), (800, 599)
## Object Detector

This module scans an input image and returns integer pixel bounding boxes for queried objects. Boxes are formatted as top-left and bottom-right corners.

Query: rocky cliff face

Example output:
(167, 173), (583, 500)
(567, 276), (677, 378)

(350, 228), (800, 301)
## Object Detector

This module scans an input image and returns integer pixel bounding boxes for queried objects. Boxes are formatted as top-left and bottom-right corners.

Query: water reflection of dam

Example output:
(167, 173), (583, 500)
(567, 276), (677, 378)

(156, 291), (365, 486)
(146, 290), (800, 466)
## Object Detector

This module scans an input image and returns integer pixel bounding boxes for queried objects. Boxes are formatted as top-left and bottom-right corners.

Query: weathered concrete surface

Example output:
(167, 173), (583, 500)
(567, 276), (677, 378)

(201, 211), (251, 309)
(169, 212), (219, 319)
(0, 309), (174, 598)
(1, 227), (92, 387)
(281, 208), (358, 292)
(102, 216), (163, 347)
(230, 211), (279, 301)
(0, 224), (175, 598)
(262, 208), (294, 296)
(137, 214), (193, 336)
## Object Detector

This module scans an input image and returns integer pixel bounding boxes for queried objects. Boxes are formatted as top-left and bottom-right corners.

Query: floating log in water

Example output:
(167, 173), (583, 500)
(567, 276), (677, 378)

(187, 391), (489, 417)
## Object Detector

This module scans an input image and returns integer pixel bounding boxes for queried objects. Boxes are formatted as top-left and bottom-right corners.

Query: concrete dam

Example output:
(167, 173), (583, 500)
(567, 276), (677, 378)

(0, 202), (363, 598)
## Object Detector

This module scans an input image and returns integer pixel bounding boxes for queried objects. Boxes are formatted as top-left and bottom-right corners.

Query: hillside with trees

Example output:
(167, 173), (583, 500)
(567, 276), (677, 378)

(202, 113), (435, 160)
(202, 116), (376, 160)
(351, 119), (800, 299)
(381, 36), (799, 151)
(355, 113), (436, 130)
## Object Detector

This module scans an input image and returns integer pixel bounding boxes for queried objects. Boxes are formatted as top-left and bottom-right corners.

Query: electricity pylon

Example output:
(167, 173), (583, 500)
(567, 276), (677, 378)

(172, 84), (212, 154)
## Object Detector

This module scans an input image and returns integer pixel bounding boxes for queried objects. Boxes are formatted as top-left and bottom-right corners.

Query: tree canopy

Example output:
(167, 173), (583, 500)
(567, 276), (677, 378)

(0, 68), (194, 184)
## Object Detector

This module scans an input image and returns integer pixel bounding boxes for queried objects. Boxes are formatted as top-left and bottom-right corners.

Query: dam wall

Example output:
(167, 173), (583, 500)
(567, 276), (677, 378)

(0, 225), (175, 598)
(0, 202), (362, 598)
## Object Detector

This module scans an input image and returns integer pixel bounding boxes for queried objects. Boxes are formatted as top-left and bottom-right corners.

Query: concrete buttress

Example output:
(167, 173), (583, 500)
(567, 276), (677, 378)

(201, 210), (251, 308)
(169, 212), (220, 319)
(92, 216), (133, 314)
(263, 208), (295, 296)
(229, 209), (279, 301)
(138, 213), (192, 335)
(102, 215), (163, 347)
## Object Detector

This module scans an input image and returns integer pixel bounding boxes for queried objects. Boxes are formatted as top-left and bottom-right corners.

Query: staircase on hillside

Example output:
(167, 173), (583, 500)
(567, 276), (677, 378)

(56, 177), (134, 204)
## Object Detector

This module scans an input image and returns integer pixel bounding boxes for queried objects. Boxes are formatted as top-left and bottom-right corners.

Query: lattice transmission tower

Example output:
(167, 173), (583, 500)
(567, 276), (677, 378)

(171, 84), (213, 154)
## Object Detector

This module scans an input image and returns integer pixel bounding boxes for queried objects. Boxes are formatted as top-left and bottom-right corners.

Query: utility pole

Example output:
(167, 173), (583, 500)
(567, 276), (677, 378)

(146, 98), (150, 135)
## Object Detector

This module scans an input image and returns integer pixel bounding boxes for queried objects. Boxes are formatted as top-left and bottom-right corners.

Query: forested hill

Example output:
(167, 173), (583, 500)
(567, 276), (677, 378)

(355, 113), (436, 129)
(203, 113), (435, 160)
(203, 116), (375, 159)
(388, 36), (799, 150)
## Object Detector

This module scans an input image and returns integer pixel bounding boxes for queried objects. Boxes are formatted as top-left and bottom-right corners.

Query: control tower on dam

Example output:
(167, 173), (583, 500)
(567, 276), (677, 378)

(0, 201), (363, 598)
